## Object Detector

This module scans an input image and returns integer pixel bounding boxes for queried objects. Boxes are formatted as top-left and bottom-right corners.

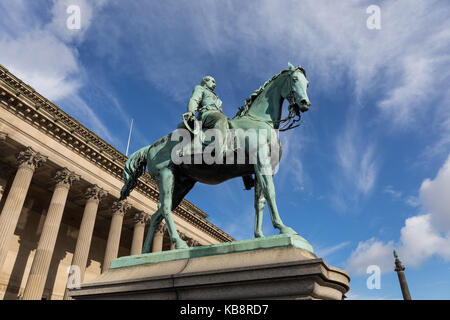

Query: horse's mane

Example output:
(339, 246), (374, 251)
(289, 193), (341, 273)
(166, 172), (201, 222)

(233, 70), (289, 119)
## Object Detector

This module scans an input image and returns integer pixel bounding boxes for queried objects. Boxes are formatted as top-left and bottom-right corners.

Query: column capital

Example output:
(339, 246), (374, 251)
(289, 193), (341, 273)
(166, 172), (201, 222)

(53, 168), (80, 189)
(0, 131), (7, 142)
(393, 250), (405, 271)
(16, 147), (47, 171)
(133, 212), (150, 225)
(155, 221), (167, 234)
(111, 200), (131, 216)
(187, 238), (200, 247)
(85, 185), (108, 202)
(178, 231), (187, 240)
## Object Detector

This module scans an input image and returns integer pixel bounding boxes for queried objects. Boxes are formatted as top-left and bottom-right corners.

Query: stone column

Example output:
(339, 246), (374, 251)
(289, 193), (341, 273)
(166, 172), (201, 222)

(102, 201), (130, 273)
(0, 147), (47, 272)
(23, 168), (79, 300)
(130, 212), (149, 255)
(152, 222), (166, 253)
(63, 185), (107, 300)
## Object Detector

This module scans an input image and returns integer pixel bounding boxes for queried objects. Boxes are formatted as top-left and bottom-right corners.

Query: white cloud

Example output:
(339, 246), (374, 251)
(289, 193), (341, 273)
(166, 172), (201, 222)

(0, 31), (81, 100)
(346, 238), (394, 275)
(74, 0), (449, 174)
(46, 0), (107, 43)
(357, 146), (377, 195)
(315, 241), (350, 258)
(384, 186), (420, 207)
(333, 115), (378, 210)
(0, 0), (105, 101)
(91, 0), (449, 129)
(420, 154), (450, 231)
(398, 214), (450, 267)
(346, 155), (450, 273)
(384, 185), (402, 199)
(378, 56), (435, 125)
(404, 196), (420, 208)
(0, 0), (116, 143)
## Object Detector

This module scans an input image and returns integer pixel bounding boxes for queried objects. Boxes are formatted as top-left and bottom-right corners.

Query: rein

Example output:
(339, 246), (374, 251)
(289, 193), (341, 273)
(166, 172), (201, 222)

(243, 108), (302, 132)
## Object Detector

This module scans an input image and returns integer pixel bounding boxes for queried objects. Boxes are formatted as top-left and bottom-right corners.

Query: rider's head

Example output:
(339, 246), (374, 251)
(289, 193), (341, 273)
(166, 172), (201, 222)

(201, 76), (216, 91)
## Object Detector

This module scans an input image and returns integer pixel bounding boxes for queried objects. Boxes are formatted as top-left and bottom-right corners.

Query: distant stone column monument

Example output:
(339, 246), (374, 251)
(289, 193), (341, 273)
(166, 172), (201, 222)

(394, 250), (412, 300)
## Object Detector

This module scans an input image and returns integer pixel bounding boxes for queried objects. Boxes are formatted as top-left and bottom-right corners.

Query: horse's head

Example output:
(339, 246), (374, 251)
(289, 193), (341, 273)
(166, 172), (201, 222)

(283, 62), (311, 113)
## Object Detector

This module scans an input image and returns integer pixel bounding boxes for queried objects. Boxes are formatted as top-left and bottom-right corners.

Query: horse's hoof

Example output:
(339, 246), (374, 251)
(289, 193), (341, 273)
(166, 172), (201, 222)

(280, 226), (297, 235)
(254, 232), (264, 238)
(175, 239), (189, 249)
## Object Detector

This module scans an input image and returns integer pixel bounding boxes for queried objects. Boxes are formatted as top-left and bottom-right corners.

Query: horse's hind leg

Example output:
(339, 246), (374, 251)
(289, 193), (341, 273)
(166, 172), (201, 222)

(254, 177), (265, 238)
(167, 174), (196, 246)
(141, 173), (195, 253)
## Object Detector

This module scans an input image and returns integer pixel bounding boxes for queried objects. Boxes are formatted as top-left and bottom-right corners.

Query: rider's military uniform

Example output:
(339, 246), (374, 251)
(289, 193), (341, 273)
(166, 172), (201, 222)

(189, 85), (223, 115)
(188, 85), (228, 149)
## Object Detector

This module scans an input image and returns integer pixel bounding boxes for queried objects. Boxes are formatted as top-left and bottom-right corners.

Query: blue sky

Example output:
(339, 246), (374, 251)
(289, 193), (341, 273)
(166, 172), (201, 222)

(1, 0), (449, 299)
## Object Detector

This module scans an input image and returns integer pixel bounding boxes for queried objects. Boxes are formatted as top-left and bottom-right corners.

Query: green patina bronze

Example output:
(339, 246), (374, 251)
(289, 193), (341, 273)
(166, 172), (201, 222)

(119, 63), (311, 252)
(111, 234), (314, 269)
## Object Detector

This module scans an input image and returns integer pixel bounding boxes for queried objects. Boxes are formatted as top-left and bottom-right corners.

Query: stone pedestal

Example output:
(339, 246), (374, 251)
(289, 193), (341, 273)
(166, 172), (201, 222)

(68, 234), (350, 300)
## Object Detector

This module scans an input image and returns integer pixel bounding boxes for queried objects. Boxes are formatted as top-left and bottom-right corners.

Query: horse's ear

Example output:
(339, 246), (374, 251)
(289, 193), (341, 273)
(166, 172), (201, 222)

(288, 62), (295, 71)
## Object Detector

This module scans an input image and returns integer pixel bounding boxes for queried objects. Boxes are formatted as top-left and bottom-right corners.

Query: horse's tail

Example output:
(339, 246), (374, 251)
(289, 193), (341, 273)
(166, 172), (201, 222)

(119, 145), (151, 200)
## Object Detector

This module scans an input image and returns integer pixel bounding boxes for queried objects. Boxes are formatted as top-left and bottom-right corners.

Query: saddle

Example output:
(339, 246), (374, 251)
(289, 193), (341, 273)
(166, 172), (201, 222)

(176, 117), (235, 152)
(176, 118), (255, 190)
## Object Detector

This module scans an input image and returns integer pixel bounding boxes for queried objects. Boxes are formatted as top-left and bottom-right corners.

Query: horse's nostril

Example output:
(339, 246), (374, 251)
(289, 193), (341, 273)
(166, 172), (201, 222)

(301, 99), (310, 106)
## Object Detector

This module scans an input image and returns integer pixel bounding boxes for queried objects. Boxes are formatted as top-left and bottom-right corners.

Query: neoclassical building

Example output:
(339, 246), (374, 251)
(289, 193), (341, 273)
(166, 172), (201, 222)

(0, 64), (234, 300)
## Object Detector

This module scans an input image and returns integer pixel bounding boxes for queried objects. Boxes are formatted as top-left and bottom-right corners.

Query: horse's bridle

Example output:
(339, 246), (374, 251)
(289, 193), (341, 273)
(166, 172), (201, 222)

(279, 68), (307, 131)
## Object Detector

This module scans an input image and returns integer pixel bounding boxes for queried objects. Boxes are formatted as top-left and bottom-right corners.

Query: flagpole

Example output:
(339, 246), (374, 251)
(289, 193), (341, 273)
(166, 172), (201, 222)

(125, 118), (134, 157)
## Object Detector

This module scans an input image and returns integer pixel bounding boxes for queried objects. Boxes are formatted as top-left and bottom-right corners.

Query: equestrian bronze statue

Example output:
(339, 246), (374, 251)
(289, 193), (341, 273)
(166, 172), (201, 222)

(120, 63), (311, 252)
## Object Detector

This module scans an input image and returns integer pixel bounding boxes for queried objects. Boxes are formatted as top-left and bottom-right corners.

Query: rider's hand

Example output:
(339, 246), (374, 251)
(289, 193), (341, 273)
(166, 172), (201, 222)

(187, 111), (196, 121)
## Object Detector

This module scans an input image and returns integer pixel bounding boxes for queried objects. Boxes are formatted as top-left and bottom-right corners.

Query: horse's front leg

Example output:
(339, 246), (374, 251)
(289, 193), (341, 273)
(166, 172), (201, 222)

(142, 206), (163, 253)
(157, 168), (188, 249)
(254, 164), (297, 236)
(254, 177), (265, 238)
